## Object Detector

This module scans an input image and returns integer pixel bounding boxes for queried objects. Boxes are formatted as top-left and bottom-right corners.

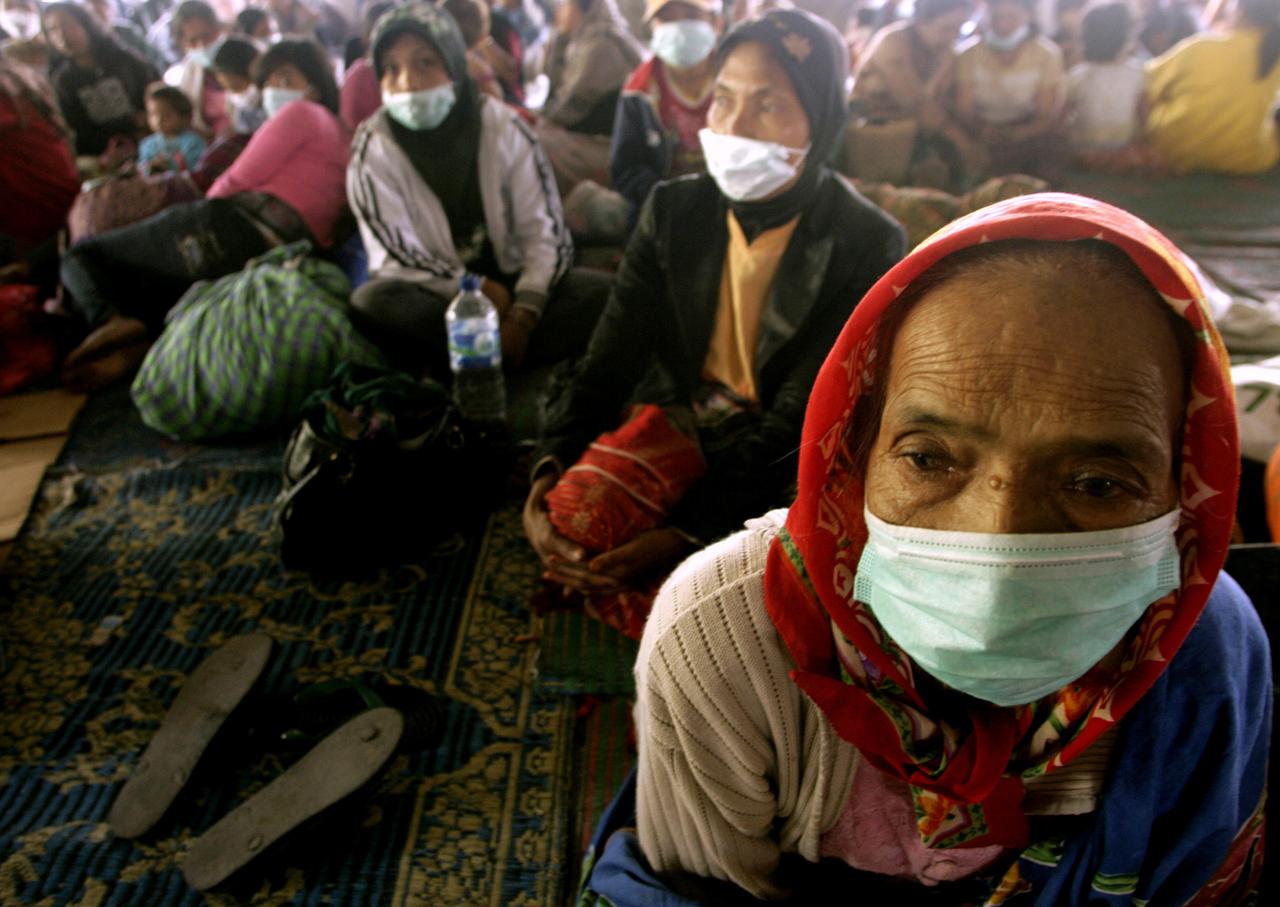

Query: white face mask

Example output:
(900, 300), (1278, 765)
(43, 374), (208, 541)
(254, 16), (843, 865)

(262, 86), (304, 118)
(226, 84), (263, 132)
(698, 127), (809, 202)
(0, 9), (39, 40)
(650, 20), (717, 70)
(188, 36), (225, 70)
(853, 507), (1183, 707)
(382, 83), (456, 132)
(984, 22), (1030, 53)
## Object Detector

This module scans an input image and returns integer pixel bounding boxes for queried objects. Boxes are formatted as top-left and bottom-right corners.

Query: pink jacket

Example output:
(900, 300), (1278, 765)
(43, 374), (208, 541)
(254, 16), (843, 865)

(208, 100), (350, 248)
(340, 58), (381, 131)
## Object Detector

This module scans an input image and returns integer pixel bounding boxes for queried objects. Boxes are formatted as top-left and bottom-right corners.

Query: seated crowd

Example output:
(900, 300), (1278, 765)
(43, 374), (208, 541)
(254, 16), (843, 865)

(0, 0), (1274, 903)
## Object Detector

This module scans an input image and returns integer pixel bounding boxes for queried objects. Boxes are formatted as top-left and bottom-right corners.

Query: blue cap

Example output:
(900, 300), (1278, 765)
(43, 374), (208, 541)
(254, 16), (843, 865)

(460, 273), (480, 292)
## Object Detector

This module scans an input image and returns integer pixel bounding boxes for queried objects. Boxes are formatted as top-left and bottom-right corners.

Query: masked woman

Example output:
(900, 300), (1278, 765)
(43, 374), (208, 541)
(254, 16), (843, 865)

(942, 0), (1065, 182)
(347, 1), (612, 376)
(59, 37), (350, 390)
(576, 192), (1270, 904)
(522, 10), (906, 639)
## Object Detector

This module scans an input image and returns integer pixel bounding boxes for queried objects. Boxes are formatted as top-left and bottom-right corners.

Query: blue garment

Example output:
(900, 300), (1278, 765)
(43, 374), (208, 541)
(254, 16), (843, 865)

(138, 129), (207, 173)
(579, 575), (1271, 905)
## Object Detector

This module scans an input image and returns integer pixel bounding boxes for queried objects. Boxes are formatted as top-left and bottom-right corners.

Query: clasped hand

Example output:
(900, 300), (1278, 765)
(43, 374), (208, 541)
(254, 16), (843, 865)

(522, 473), (692, 594)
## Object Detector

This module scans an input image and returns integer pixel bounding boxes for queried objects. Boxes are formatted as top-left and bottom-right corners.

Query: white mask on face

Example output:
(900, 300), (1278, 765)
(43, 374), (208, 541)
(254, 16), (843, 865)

(262, 86), (304, 118)
(226, 84), (264, 133)
(1, 9), (39, 39)
(698, 127), (809, 202)
(853, 507), (1183, 707)
(650, 19), (717, 69)
(382, 83), (456, 131)
(984, 22), (1030, 53)
(188, 36), (225, 70)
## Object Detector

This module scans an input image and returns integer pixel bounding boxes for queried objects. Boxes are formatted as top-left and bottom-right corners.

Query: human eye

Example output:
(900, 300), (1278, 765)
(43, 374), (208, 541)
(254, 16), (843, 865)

(894, 442), (956, 476)
(1065, 471), (1142, 500)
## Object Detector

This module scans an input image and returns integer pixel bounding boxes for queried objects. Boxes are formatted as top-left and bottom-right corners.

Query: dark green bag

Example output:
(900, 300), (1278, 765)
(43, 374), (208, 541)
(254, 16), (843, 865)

(274, 362), (510, 571)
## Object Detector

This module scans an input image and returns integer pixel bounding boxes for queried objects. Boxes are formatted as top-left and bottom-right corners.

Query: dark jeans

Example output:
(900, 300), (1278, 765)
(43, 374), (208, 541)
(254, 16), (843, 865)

(60, 197), (273, 332)
(349, 267), (614, 377)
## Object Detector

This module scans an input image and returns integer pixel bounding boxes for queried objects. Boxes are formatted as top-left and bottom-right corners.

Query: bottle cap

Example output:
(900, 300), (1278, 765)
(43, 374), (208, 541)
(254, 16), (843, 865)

(459, 273), (480, 292)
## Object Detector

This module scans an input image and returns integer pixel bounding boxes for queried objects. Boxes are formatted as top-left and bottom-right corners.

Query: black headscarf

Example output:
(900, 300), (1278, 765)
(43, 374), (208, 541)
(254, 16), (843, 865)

(715, 9), (849, 239)
(370, 1), (484, 239)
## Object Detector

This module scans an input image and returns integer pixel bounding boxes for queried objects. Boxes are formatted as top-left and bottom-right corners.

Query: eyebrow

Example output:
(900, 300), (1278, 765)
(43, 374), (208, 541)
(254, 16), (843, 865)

(714, 81), (781, 100)
(895, 408), (1169, 465)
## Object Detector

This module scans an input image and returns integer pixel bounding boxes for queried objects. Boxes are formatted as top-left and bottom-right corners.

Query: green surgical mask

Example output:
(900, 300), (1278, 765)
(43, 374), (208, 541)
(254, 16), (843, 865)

(853, 506), (1182, 707)
(382, 83), (456, 131)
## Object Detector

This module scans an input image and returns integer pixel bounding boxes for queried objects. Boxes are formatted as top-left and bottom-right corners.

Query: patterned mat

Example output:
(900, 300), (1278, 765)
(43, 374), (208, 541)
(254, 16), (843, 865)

(535, 609), (638, 698)
(0, 402), (583, 905)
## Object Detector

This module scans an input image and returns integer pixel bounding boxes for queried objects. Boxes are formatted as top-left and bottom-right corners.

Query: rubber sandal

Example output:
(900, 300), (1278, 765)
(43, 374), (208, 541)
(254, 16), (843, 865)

(178, 706), (404, 891)
(108, 633), (273, 839)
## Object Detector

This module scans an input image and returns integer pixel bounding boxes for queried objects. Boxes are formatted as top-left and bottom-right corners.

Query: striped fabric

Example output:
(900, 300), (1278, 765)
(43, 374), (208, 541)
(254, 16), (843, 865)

(132, 241), (386, 440)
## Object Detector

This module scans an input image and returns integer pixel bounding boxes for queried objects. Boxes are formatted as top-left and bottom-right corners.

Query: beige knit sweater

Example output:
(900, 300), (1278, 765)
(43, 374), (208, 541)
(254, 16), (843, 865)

(635, 510), (859, 899)
(634, 510), (1113, 898)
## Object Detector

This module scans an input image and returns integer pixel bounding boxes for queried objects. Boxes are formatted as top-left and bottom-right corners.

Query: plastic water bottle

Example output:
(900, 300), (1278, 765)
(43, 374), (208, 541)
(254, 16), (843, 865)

(445, 274), (506, 423)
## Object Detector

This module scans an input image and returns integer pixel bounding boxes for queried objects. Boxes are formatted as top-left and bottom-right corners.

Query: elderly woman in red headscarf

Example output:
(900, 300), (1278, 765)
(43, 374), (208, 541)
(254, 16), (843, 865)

(577, 193), (1270, 905)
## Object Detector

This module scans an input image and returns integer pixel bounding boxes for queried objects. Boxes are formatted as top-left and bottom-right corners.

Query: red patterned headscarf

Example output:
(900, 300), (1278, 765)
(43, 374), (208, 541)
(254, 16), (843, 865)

(763, 193), (1239, 850)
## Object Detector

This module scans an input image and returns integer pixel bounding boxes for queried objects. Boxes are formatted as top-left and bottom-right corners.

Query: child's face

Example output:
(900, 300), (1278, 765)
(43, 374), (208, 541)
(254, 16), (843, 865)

(215, 70), (252, 93)
(147, 99), (189, 137)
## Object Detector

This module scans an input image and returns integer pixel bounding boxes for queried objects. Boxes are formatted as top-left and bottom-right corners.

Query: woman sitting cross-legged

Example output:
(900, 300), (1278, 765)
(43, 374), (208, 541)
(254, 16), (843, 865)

(577, 192), (1269, 904)
(58, 37), (350, 391)
(522, 9), (906, 639)
(346, 1), (613, 377)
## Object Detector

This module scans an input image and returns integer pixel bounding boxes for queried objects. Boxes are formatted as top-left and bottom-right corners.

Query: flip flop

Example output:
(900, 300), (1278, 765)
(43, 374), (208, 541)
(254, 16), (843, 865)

(108, 633), (273, 839)
(178, 706), (404, 891)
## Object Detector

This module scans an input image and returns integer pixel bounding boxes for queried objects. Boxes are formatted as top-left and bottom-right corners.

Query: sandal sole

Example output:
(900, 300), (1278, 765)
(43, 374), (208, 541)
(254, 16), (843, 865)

(108, 633), (273, 839)
(179, 706), (404, 891)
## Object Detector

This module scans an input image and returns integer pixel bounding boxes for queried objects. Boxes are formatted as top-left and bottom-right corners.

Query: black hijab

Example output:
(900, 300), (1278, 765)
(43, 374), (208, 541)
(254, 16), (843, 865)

(371, 1), (483, 232)
(714, 9), (850, 240)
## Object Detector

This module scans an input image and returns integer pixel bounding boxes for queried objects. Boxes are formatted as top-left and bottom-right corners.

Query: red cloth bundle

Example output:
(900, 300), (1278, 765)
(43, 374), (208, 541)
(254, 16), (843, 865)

(544, 404), (706, 639)
(547, 404), (705, 551)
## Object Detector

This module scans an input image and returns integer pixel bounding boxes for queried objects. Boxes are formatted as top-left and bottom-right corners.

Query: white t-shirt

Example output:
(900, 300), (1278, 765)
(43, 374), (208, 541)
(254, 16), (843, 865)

(955, 36), (1064, 126)
(1066, 59), (1145, 151)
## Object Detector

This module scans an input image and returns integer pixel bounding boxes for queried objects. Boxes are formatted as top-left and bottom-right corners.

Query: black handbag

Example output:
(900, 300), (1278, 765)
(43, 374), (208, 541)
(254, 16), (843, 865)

(273, 362), (510, 571)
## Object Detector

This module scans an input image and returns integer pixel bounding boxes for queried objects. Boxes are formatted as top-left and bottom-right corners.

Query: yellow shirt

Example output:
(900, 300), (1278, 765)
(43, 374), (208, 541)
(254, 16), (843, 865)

(702, 212), (800, 402)
(1145, 28), (1280, 175)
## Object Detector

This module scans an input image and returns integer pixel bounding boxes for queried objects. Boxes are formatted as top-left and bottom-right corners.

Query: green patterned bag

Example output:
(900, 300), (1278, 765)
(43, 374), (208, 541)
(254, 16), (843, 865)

(131, 241), (386, 440)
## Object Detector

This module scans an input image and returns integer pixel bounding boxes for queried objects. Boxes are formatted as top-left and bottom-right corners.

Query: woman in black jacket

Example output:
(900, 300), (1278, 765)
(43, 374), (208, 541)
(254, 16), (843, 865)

(523, 9), (906, 625)
(41, 1), (157, 157)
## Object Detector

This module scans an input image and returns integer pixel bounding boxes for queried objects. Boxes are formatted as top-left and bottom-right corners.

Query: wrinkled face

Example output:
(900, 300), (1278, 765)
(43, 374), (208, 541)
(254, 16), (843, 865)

(263, 61), (317, 99)
(863, 258), (1185, 535)
(379, 31), (450, 94)
(44, 9), (89, 57)
(707, 39), (811, 196)
(146, 97), (188, 136)
(917, 8), (970, 51)
(179, 16), (221, 52)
